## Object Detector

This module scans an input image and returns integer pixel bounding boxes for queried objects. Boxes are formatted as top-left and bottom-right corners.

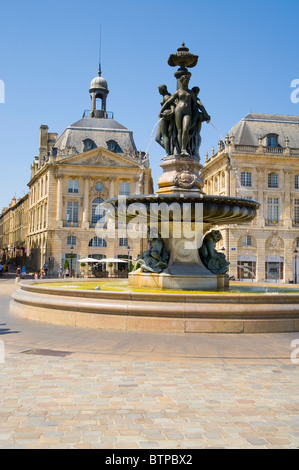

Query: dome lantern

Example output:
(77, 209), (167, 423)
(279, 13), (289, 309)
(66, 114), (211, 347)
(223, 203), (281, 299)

(89, 64), (109, 118)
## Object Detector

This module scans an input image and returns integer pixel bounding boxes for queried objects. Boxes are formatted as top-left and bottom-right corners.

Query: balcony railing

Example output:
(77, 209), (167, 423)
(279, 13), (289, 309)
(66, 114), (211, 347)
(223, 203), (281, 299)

(63, 221), (79, 228)
(265, 219), (282, 226)
(82, 110), (114, 119)
(265, 146), (283, 154)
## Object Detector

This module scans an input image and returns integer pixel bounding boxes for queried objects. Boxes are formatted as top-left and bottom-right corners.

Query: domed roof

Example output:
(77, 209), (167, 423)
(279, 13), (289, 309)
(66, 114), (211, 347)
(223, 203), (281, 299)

(89, 64), (108, 91)
(90, 75), (108, 90)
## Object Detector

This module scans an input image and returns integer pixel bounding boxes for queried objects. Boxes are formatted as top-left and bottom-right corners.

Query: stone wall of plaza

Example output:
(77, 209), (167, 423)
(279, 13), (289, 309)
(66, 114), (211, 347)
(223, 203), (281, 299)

(201, 113), (299, 283)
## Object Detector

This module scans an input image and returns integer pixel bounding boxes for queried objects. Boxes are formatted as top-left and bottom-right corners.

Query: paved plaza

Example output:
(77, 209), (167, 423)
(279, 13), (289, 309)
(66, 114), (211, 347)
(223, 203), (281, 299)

(0, 279), (299, 449)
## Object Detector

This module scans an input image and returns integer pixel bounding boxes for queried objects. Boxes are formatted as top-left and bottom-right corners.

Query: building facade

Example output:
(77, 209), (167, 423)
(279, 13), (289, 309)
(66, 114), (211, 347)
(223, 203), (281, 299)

(0, 195), (29, 267)
(0, 67), (153, 275)
(201, 113), (299, 283)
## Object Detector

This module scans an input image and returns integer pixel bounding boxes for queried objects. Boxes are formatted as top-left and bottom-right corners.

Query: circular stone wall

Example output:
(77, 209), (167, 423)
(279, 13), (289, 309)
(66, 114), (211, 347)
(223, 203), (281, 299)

(10, 279), (299, 334)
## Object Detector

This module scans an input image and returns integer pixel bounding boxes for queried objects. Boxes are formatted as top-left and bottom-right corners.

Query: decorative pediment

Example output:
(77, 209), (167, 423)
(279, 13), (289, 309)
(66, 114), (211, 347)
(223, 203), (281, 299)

(57, 147), (141, 168)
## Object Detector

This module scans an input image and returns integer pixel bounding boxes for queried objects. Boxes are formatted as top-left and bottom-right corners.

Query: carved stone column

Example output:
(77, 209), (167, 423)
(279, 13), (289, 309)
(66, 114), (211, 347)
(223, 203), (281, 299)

(82, 177), (90, 228)
(284, 169), (292, 229)
(56, 176), (63, 222)
(109, 177), (116, 198)
(256, 168), (265, 226)
(225, 165), (231, 196)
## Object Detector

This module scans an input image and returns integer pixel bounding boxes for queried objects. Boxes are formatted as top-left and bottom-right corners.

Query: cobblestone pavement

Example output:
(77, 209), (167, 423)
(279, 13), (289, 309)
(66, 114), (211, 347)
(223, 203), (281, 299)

(0, 279), (299, 449)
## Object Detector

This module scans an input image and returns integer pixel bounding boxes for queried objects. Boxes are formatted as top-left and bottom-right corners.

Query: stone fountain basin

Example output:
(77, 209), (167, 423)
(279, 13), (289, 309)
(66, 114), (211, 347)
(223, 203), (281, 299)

(10, 279), (299, 334)
(105, 194), (260, 225)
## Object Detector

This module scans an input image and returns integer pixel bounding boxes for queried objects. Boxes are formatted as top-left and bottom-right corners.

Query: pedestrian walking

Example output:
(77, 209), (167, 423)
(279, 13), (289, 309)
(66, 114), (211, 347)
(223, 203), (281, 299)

(43, 263), (48, 277)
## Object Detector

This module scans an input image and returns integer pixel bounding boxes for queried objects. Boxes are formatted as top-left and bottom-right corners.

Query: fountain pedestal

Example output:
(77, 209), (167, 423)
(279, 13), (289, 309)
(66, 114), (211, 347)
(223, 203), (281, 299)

(128, 226), (229, 291)
(156, 155), (204, 195)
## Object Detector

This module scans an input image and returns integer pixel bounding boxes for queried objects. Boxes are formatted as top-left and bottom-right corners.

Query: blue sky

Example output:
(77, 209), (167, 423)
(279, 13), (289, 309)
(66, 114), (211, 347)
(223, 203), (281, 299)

(0, 0), (298, 209)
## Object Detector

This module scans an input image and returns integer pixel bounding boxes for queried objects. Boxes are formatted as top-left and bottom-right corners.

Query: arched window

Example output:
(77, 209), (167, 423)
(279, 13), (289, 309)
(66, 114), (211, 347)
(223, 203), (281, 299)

(88, 237), (107, 247)
(91, 197), (105, 224)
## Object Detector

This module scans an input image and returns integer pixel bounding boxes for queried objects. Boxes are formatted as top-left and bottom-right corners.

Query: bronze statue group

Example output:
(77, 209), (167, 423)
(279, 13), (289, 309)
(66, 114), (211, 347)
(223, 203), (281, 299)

(155, 75), (210, 158)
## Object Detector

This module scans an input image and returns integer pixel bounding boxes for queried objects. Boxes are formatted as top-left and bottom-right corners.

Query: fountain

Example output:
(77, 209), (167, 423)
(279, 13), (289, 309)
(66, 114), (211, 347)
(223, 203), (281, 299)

(106, 43), (259, 291)
(10, 45), (299, 333)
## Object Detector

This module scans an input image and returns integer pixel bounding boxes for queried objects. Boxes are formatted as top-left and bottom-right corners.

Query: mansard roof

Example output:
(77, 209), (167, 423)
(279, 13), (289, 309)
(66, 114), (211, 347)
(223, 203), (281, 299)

(229, 113), (299, 148)
(54, 116), (137, 156)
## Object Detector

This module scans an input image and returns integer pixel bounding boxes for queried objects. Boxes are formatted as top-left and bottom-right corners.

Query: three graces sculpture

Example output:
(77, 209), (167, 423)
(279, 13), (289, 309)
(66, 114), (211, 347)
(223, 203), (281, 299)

(155, 44), (210, 158)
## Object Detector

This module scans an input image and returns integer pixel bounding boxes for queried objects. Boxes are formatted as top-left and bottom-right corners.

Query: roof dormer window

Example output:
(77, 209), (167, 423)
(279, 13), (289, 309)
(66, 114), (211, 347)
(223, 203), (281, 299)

(83, 139), (97, 152)
(267, 134), (279, 147)
(107, 140), (117, 152)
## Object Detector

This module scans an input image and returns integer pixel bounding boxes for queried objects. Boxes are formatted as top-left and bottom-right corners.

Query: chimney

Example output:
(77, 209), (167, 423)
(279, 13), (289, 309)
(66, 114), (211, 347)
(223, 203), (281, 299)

(39, 125), (49, 157)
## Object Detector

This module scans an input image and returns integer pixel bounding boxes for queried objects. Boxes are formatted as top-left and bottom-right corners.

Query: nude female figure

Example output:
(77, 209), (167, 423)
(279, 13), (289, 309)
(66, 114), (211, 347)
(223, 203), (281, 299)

(155, 84), (175, 156)
(159, 74), (195, 156)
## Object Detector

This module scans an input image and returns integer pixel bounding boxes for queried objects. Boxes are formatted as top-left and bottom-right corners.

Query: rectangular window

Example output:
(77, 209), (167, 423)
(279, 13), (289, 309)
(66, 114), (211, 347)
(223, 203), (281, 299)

(119, 182), (130, 196)
(245, 235), (252, 246)
(241, 172), (252, 187)
(294, 199), (299, 224)
(267, 136), (278, 147)
(268, 173), (279, 188)
(67, 236), (76, 246)
(67, 201), (79, 223)
(119, 238), (128, 247)
(214, 178), (218, 192)
(221, 172), (225, 188)
(68, 180), (79, 193)
(267, 198), (279, 223)
(295, 175), (299, 190)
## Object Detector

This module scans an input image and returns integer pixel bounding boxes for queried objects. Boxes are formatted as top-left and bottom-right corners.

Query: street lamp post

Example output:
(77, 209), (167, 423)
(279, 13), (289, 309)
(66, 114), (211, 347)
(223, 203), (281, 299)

(294, 249), (298, 284)
(70, 245), (74, 278)
(127, 245), (130, 275)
